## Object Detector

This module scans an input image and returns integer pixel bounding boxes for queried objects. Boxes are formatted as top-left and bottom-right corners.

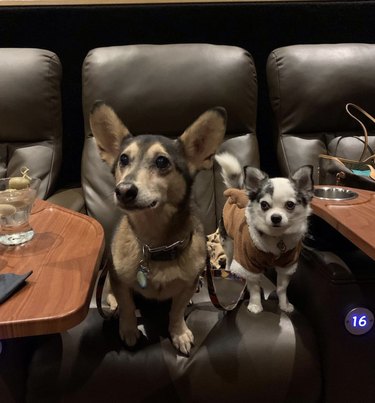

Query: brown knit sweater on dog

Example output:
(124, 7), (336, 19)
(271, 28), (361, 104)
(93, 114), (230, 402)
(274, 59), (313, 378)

(223, 188), (302, 274)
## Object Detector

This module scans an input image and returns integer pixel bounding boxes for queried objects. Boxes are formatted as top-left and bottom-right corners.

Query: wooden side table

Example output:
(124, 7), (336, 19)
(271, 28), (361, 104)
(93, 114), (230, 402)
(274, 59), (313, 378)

(311, 186), (375, 260)
(0, 199), (104, 339)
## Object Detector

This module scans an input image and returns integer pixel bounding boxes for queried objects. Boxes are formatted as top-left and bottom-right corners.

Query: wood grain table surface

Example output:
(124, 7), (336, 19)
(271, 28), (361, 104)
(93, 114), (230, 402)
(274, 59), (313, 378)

(0, 199), (104, 339)
(311, 186), (375, 260)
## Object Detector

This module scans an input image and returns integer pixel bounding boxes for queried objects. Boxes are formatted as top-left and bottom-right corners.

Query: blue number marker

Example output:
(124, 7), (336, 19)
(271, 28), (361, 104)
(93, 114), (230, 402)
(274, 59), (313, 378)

(345, 308), (374, 335)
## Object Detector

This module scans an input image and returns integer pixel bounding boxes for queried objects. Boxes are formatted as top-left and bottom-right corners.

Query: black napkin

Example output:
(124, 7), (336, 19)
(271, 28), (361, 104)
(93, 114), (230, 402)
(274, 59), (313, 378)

(0, 271), (33, 304)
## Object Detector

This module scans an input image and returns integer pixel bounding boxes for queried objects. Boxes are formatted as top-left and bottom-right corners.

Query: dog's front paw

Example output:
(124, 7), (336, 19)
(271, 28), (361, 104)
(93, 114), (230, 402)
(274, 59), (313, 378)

(170, 328), (194, 356)
(279, 302), (294, 313)
(247, 302), (263, 314)
(119, 325), (141, 347)
(106, 292), (118, 311)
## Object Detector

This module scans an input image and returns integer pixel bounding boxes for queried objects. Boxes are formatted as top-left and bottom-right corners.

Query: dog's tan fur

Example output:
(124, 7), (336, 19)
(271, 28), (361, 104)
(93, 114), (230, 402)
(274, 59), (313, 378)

(90, 103), (226, 354)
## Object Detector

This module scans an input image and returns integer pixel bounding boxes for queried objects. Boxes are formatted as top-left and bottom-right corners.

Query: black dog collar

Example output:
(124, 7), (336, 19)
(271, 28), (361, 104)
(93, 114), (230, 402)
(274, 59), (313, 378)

(136, 234), (192, 289)
(141, 236), (191, 261)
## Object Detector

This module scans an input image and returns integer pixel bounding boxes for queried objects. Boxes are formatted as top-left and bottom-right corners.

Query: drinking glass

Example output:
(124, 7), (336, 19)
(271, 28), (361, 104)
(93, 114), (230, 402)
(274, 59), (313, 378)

(0, 177), (41, 246)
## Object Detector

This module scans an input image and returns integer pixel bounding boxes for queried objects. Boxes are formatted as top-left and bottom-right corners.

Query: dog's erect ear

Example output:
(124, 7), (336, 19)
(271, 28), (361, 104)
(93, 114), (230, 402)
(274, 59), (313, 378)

(179, 108), (226, 173)
(90, 101), (132, 166)
(291, 165), (314, 196)
(243, 166), (268, 196)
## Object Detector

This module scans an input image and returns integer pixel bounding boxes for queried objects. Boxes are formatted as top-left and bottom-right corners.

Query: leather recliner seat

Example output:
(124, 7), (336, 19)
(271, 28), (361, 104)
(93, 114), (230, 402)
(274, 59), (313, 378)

(267, 43), (375, 181)
(267, 43), (375, 403)
(0, 47), (63, 402)
(80, 44), (260, 244)
(0, 48), (63, 198)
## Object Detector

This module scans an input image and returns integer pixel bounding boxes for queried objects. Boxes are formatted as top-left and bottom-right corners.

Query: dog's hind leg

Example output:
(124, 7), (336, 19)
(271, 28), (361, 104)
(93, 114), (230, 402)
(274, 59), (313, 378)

(222, 238), (233, 271)
(219, 217), (233, 271)
(275, 263), (297, 313)
(169, 284), (196, 355)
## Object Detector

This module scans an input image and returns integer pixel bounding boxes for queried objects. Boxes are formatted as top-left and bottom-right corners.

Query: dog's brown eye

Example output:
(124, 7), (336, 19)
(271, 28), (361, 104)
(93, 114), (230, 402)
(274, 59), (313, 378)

(119, 154), (129, 167)
(285, 201), (296, 210)
(155, 156), (170, 169)
(260, 201), (270, 211)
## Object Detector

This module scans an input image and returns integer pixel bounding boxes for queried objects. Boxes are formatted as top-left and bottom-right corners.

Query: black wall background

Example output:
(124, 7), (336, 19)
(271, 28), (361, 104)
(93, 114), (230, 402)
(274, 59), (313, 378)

(1, 1), (375, 187)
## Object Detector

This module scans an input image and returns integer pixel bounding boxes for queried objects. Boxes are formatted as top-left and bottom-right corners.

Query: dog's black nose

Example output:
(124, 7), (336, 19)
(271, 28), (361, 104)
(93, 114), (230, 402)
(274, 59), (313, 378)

(271, 214), (282, 225)
(115, 183), (138, 203)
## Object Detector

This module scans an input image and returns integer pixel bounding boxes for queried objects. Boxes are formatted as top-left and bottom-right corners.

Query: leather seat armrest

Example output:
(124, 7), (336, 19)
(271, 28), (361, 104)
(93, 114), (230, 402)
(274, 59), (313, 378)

(47, 187), (86, 213)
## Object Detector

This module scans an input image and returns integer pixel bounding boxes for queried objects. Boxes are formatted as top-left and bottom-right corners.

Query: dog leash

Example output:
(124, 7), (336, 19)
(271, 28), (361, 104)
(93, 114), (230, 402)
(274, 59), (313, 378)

(96, 251), (248, 319)
(204, 254), (248, 311)
(96, 255), (117, 320)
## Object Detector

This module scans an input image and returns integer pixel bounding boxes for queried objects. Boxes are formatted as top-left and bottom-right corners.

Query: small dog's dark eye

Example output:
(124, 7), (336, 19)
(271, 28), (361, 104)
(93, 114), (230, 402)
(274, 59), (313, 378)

(260, 201), (270, 211)
(155, 156), (170, 169)
(119, 154), (129, 167)
(285, 201), (296, 210)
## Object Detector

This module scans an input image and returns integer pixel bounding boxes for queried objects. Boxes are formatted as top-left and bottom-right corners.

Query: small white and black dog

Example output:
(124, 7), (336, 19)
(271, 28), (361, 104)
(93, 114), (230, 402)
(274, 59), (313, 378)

(215, 153), (313, 314)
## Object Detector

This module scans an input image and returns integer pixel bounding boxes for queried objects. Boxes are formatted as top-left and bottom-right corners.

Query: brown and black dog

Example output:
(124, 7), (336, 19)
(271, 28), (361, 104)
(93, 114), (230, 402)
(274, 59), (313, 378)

(90, 102), (226, 354)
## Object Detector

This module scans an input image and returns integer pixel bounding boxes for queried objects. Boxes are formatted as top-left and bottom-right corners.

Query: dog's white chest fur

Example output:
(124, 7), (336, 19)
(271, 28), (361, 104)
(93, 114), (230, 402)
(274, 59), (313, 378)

(247, 208), (305, 256)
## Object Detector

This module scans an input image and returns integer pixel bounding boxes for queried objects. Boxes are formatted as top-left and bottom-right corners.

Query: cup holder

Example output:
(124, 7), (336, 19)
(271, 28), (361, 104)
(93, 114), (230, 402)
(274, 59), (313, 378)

(314, 187), (358, 201)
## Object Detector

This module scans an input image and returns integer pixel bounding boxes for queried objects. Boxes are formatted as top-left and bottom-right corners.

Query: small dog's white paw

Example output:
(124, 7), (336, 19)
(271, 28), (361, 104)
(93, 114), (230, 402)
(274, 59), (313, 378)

(247, 303), (263, 314)
(171, 328), (194, 355)
(280, 302), (294, 313)
(119, 326), (141, 347)
(106, 293), (118, 311)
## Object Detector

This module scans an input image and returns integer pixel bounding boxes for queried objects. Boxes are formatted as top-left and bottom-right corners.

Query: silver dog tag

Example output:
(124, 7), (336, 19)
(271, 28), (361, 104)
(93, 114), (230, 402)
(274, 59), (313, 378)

(277, 240), (287, 253)
(137, 264), (149, 289)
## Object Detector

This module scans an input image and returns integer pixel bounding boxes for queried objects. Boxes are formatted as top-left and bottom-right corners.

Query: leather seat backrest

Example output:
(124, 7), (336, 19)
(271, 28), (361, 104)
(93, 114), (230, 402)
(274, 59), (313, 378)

(0, 48), (62, 198)
(267, 43), (375, 181)
(81, 44), (259, 243)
